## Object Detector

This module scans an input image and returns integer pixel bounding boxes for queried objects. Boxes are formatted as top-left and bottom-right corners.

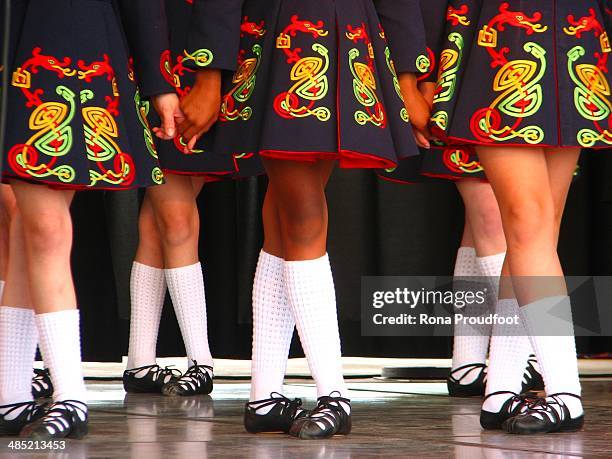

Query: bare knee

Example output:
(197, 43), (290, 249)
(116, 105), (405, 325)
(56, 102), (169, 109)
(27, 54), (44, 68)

(503, 198), (555, 251)
(22, 210), (72, 255)
(279, 198), (326, 248)
(472, 201), (505, 245)
(155, 205), (198, 248)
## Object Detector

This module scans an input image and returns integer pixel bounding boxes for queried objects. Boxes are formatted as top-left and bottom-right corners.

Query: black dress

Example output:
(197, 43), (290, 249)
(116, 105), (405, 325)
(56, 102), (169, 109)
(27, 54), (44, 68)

(381, 0), (612, 185)
(183, 0), (427, 170)
(379, 0), (487, 183)
(156, 0), (252, 179)
(431, 0), (612, 149)
(2, 0), (173, 190)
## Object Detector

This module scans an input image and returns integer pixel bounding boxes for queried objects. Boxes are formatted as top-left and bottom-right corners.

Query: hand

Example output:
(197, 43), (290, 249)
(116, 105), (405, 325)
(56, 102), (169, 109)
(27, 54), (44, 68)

(178, 69), (222, 153)
(399, 74), (433, 149)
(418, 81), (436, 108)
(151, 93), (184, 140)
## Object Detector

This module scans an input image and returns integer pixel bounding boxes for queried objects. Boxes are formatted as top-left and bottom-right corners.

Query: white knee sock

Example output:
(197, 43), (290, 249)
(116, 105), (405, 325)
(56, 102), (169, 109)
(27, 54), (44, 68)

(451, 247), (490, 383)
(250, 251), (295, 404)
(165, 262), (213, 371)
(519, 296), (583, 418)
(284, 254), (348, 407)
(482, 299), (532, 413)
(0, 307), (37, 418)
(476, 252), (505, 300)
(35, 309), (87, 403)
(127, 262), (167, 370)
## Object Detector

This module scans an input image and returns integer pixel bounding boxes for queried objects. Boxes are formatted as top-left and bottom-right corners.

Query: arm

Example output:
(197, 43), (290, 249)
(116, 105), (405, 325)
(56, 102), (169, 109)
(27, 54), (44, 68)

(184, 0), (244, 72)
(418, 0), (449, 82)
(117, 0), (181, 139)
(373, 0), (427, 74)
(178, 0), (244, 150)
(6, 0), (28, 68)
(116, 0), (174, 99)
(374, 0), (435, 147)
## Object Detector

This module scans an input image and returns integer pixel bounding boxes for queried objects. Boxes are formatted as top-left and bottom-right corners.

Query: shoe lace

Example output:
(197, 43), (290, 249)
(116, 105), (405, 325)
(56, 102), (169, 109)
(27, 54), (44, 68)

(522, 396), (563, 423)
(175, 361), (213, 388)
(247, 392), (303, 418)
(483, 391), (538, 415)
(448, 363), (487, 384)
(304, 391), (350, 430)
(39, 400), (87, 433)
(0, 400), (43, 421)
(157, 365), (182, 380)
(32, 369), (52, 391)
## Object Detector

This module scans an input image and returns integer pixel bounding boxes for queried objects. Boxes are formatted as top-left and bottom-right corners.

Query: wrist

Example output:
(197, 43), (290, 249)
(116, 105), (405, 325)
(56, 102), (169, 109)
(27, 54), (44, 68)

(195, 68), (222, 84)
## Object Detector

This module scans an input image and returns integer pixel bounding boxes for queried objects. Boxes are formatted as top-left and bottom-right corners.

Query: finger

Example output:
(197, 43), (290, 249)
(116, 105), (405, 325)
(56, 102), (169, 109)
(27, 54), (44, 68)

(160, 108), (177, 138)
(186, 135), (199, 153)
(152, 127), (170, 140)
(182, 125), (200, 145)
(177, 119), (191, 137)
(413, 130), (430, 149)
(174, 110), (186, 126)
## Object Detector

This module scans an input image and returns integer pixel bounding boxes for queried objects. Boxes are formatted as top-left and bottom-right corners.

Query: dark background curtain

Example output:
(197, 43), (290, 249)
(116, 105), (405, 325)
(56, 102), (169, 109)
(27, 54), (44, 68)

(72, 153), (612, 362)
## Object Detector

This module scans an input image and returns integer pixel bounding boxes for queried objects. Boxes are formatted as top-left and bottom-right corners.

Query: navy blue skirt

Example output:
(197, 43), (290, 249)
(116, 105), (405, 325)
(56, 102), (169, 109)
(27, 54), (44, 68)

(378, 145), (485, 184)
(157, 0), (253, 179)
(209, 0), (420, 170)
(431, 0), (612, 149)
(2, 0), (163, 190)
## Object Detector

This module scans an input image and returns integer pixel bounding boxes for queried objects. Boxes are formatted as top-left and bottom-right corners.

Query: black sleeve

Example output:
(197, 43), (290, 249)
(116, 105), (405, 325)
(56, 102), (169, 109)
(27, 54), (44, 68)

(373, 0), (428, 74)
(419, 0), (448, 82)
(5, 0), (28, 68)
(184, 0), (244, 72)
(117, 0), (174, 98)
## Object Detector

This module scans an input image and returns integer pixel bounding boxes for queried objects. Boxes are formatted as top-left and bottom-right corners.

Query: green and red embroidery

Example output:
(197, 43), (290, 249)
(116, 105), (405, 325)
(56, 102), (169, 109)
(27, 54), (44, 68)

(469, 3), (548, 144)
(442, 147), (483, 175)
(346, 24), (386, 128)
(9, 48), (146, 187)
(273, 16), (331, 121)
(563, 8), (612, 146)
(220, 17), (266, 122)
(431, 4), (470, 133)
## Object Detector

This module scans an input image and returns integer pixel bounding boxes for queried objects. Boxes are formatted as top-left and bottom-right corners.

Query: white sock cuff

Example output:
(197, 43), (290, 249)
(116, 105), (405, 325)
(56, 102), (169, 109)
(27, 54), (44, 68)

(0, 305), (35, 320)
(260, 250), (284, 266)
(454, 247), (477, 276)
(476, 252), (506, 277)
(457, 247), (476, 258)
(133, 261), (163, 271)
(132, 261), (165, 279)
(165, 261), (202, 276)
(284, 253), (330, 270)
(36, 308), (79, 323)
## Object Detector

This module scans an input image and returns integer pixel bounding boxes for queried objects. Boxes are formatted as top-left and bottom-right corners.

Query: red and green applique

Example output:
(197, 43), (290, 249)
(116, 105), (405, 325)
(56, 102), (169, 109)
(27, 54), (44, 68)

(346, 24), (386, 128)
(220, 17), (267, 122)
(431, 4), (470, 133)
(442, 148), (483, 175)
(183, 48), (214, 68)
(273, 16), (331, 121)
(9, 48), (154, 187)
(469, 3), (548, 144)
(563, 8), (612, 146)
